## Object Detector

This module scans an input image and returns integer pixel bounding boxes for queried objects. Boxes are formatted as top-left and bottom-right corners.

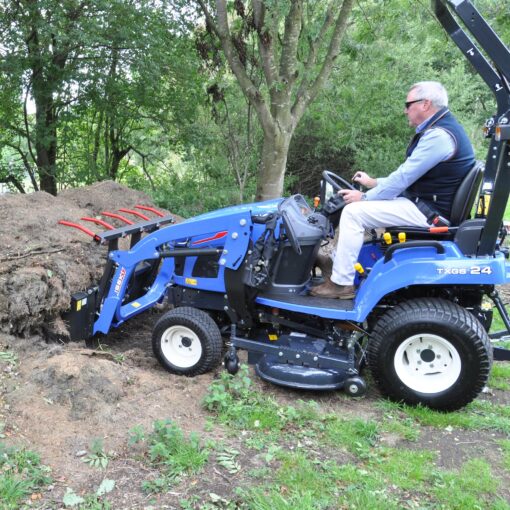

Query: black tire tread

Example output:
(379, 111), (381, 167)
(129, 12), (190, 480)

(367, 298), (492, 411)
(152, 306), (222, 376)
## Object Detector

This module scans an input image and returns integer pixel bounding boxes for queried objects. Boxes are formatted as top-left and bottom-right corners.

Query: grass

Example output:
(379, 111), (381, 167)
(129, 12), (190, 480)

(127, 419), (209, 493)
(498, 439), (510, 472)
(490, 363), (510, 390)
(202, 365), (325, 448)
(376, 399), (510, 433)
(196, 369), (510, 509)
(323, 416), (379, 455)
(0, 442), (52, 509)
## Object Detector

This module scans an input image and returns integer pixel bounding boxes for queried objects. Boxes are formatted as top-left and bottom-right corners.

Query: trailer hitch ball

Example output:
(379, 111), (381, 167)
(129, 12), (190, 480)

(344, 376), (367, 397)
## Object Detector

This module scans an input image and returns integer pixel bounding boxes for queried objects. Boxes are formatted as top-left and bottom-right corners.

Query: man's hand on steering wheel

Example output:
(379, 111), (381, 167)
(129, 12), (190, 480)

(339, 189), (366, 205)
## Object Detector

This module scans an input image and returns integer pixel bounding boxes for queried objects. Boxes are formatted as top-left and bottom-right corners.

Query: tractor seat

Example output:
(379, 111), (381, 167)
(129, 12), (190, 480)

(386, 160), (484, 240)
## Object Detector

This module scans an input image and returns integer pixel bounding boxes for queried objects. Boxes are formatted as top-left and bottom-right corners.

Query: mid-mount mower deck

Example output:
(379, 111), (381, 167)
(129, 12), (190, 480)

(61, 0), (510, 411)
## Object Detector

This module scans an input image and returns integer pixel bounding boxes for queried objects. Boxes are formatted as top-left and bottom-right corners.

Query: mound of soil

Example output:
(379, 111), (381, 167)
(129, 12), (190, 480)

(0, 182), (174, 337)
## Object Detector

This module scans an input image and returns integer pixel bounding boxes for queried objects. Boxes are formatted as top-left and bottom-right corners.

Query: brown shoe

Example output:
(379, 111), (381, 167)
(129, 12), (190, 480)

(310, 279), (355, 299)
(315, 253), (333, 280)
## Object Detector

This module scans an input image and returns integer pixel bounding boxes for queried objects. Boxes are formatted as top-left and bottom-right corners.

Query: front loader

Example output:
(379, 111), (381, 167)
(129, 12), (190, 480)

(61, 0), (510, 411)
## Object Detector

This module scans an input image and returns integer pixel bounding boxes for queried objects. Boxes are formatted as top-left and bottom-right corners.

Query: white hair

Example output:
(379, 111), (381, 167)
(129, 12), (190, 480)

(410, 81), (448, 108)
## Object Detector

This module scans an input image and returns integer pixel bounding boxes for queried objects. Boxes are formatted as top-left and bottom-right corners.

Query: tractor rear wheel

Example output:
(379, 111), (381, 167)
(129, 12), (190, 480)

(367, 298), (492, 411)
(152, 307), (223, 376)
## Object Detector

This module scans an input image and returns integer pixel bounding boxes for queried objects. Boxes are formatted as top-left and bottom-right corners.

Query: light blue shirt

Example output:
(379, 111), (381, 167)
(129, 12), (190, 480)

(365, 118), (456, 201)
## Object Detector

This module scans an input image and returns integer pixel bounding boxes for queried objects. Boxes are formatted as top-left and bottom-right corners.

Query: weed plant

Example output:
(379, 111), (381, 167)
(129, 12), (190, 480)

(202, 366), (322, 437)
(83, 438), (110, 470)
(0, 443), (52, 509)
(129, 419), (209, 493)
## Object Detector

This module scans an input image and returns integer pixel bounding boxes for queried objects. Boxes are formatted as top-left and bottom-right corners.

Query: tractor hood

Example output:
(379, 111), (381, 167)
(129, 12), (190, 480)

(185, 198), (284, 223)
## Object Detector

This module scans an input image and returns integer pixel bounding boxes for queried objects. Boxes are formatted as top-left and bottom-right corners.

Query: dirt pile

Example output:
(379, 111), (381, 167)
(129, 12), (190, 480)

(0, 182), (173, 338)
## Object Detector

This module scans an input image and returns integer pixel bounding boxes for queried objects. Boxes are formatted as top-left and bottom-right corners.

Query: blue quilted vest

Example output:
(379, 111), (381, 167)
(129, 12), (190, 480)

(405, 108), (475, 218)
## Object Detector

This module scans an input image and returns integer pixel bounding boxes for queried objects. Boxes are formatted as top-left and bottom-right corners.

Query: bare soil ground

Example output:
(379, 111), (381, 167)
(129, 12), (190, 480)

(2, 318), (510, 509)
(0, 184), (509, 509)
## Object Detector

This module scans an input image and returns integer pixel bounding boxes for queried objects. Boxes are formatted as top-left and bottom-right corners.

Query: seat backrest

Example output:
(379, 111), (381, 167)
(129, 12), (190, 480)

(449, 161), (484, 226)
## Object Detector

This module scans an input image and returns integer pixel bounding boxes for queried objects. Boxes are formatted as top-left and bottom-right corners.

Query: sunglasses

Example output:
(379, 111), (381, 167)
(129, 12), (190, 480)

(405, 99), (425, 109)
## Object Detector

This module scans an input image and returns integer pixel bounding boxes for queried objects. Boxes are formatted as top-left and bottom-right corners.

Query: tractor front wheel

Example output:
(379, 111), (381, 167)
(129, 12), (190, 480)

(152, 307), (222, 376)
(367, 298), (492, 411)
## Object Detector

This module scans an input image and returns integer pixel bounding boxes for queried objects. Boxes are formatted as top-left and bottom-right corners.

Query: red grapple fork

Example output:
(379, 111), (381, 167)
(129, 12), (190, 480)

(58, 205), (174, 251)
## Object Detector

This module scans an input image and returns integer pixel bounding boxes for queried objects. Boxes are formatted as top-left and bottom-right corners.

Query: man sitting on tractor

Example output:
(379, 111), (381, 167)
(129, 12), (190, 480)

(312, 81), (475, 299)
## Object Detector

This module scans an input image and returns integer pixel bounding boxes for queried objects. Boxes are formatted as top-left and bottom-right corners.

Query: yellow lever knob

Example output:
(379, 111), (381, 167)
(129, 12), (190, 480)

(398, 232), (406, 243)
(354, 262), (365, 275)
(383, 232), (392, 245)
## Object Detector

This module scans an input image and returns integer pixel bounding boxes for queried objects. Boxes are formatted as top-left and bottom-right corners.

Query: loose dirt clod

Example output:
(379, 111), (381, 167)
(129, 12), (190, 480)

(0, 182), (171, 337)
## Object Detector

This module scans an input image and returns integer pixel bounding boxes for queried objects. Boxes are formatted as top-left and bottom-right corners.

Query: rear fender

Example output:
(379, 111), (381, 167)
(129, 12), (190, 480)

(355, 241), (506, 321)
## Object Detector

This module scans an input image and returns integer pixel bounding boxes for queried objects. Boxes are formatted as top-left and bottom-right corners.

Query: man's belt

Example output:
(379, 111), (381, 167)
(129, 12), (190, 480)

(403, 193), (451, 227)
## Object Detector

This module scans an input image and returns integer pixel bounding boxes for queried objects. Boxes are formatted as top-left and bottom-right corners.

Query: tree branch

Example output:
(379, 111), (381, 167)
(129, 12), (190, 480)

(3, 142), (39, 191)
(253, 0), (278, 98)
(0, 174), (26, 194)
(298, 1), (336, 95)
(195, 0), (274, 134)
(22, 68), (38, 173)
(0, 247), (65, 262)
(292, 0), (355, 124)
(131, 147), (156, 191)
(279, 0), (302, 88)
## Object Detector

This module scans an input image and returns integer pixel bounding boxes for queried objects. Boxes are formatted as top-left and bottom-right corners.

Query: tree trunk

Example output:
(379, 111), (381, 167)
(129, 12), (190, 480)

(109, 147), (130, 181)
(33, 89), (58, 196)
(256, 129), (292, 201)
(196, 0), (355, 201)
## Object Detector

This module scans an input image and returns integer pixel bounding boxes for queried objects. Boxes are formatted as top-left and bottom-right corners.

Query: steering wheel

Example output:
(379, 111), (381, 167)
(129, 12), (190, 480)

(322, 170), (357, 192)
(320, 171), (360, 223)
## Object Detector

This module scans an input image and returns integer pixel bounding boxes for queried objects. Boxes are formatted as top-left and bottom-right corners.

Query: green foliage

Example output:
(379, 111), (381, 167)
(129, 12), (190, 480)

(0, 442), (52, 509)
(1, 0), (508, 211)
(377, 399), (510, 433)
(216, 446), (241, 474)
(489, 363), (510, 391)
(150, 169), (257, 218)
(297, 0), (502, 184)
(374, 447), (436, 490)
(380, 411), (421, 442)
(323, 416), (379, 456)
(127, 425), (146, 446)
(0, 350), (17, 366)
(63, 479), (115, 509)
(498, 439), (510, 472)
(82, 438), (110, 470)
(240, 452), (340, 510)
(139, 419), (208, 493)
(149, 419), (208, 474)
(432, 458), (498, 509)
(203, 366), (321, 436)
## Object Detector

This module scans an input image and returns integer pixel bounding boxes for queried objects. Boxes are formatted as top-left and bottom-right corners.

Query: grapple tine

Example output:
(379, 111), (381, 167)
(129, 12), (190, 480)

(81, 217), (115, 230)
(58, 220), (101, 242)
(100, 211), (134, 225)
(118, 208), (150, 220)
(135, 205), (165, 217)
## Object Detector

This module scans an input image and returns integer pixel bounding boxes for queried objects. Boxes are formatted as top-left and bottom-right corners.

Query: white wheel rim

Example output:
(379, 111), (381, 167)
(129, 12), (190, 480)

(160, 325), (202, 368)
(394, 333), (461, 394)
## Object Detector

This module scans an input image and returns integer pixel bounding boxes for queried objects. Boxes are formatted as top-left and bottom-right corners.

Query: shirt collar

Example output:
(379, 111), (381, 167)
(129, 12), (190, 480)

(415, 107), (450, 133)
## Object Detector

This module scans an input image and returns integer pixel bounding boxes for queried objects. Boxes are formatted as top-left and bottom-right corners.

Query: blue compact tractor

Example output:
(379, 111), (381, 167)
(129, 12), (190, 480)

(62, 0), (510, 411)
